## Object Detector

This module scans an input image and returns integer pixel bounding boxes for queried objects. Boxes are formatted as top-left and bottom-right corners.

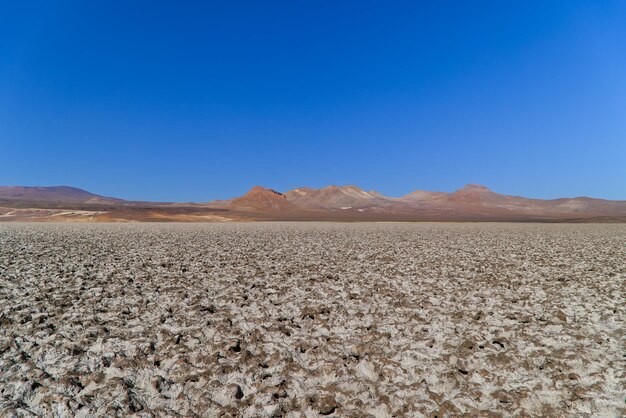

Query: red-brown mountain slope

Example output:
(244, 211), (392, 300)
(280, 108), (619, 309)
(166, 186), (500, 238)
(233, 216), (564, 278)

(0, 186), (123, 206)
(284, 185), (397, 209)
(229, 186), (297, 212)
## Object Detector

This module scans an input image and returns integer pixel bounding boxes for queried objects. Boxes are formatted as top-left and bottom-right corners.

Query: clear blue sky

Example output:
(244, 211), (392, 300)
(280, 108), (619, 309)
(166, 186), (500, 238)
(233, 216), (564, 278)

(2, 1), (625, 201)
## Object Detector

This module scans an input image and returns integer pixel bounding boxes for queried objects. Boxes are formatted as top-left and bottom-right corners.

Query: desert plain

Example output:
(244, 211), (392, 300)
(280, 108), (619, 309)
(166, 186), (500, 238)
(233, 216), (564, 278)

(0, 222), (624, 417)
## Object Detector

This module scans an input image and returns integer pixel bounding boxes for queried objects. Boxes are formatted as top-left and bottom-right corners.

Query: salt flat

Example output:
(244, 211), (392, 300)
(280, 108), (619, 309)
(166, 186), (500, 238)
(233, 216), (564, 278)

(0, 223), (624, 417)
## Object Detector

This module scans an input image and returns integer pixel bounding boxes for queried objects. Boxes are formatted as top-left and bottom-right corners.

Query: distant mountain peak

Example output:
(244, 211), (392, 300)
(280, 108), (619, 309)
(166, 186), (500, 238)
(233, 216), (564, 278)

(229, 186), (294, 211)
(290, 187), (313, 195)
(446, 184), (506, 206)
(0, 185), (122, 204)
(241, 186), (288, 199)
(400, 189), (448, 201)
(325, 185), (375, 195)
(324, 184), (361, 191)
(249, 185), (284, 195)
(284, 184), (391, 209)
(459, 184), (491, 192)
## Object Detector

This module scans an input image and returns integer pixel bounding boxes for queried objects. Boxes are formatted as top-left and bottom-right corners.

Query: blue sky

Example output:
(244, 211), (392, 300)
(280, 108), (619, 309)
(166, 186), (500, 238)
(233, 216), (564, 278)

(1, 1), (625, 201)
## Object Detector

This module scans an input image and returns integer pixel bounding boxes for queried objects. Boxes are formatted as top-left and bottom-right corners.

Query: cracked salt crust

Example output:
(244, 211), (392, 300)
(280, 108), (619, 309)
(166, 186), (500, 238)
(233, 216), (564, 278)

(0, 222), (624, 417)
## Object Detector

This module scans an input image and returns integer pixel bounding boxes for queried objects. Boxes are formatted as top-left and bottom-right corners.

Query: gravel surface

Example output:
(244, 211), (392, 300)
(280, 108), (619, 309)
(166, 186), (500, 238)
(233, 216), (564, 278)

(0, 222), (624, 417)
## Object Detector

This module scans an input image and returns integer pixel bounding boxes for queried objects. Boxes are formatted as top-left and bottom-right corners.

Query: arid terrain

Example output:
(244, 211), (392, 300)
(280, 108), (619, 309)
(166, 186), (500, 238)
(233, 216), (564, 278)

(0, 223), (624, 417)
(2, 185), (626, 222)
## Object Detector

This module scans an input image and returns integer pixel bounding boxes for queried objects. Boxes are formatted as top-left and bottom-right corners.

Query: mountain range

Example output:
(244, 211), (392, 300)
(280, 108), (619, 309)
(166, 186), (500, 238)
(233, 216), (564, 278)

(1, 184), (625, 222)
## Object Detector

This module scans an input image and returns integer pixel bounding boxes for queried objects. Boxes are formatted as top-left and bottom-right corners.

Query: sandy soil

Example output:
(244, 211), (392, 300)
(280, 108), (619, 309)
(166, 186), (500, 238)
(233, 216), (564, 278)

(0, 207), (242, 223)
(0, 223), (624, 417)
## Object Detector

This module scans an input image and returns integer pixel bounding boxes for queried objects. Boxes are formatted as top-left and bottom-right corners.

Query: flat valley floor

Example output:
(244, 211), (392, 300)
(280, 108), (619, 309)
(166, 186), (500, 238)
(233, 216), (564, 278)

(0, 223), (624, 417)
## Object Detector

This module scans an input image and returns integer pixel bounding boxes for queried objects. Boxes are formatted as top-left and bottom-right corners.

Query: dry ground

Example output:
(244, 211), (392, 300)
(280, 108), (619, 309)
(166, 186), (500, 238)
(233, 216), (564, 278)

(0, 223), (624, 417)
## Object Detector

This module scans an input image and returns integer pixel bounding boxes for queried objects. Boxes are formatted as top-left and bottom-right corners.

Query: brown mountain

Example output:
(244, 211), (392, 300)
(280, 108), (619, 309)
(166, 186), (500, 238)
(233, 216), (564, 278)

(284, 185), (399, 210)
(399, 189), (448, 202)
(446, 184), (503, 203)
(0, 186), (123, 207)
(228, 186), (297, 212)
(402, 184), (626, 219)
